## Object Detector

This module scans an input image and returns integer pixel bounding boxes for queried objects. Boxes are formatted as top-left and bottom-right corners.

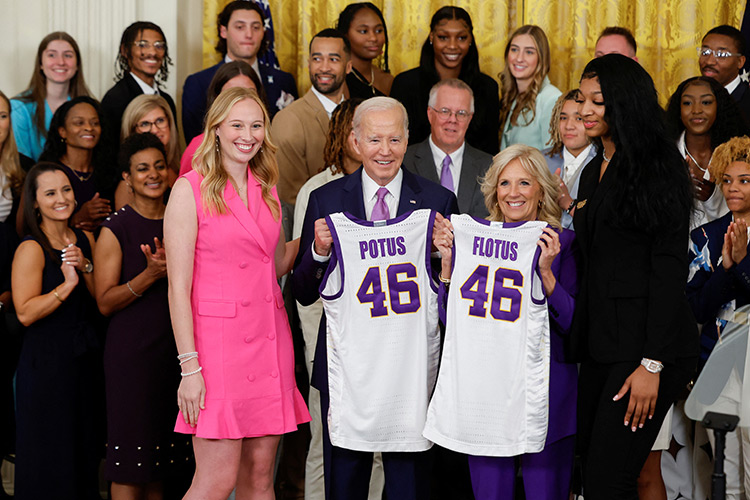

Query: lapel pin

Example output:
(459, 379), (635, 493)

(410, 199), (417, 204)
(576, 199), (587, 210)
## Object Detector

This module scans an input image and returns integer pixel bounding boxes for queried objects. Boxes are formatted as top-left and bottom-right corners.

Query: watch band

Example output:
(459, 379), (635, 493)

(641, 357), (664, 373)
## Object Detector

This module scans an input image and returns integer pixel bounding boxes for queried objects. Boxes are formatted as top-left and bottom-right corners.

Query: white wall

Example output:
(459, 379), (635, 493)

(0, 0), (204, 122)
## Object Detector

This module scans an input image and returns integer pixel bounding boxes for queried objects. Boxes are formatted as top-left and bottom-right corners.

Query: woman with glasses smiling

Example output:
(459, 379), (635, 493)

(101, 21), (177, 175)
(116, 95), (181, 209)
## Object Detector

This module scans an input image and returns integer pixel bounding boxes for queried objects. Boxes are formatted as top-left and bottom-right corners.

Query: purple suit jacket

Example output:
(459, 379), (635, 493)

(545, 228), (579, 444)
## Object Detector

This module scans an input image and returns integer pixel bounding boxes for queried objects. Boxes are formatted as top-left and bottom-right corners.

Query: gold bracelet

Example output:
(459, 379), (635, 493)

(438, 272), (451, 284)
(53, 287), (64, 303)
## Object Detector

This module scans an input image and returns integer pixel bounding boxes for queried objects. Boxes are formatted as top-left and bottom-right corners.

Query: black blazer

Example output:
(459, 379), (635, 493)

(731, 80), (750, 131)
(571, 152), (698, 365)
(291, 167), (458, 391)
(402, 138), (491, 218)
(390, 67), (500, 156)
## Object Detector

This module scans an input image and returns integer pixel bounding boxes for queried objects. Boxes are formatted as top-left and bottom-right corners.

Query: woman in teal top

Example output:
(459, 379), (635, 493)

(11, 32), (91, 161)
(499, 25), (561, 151)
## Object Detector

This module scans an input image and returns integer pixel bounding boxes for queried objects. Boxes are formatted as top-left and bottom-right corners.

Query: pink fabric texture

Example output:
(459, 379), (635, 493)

(178, 134), (203, 177)
(174, 169), (310, 438)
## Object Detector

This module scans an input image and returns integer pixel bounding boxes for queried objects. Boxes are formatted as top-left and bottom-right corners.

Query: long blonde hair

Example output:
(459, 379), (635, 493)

(0, 92), (26, 199)
(480, 144), (561, 229)
(499, 25), (552, 129)
(193, 87), (279, 219)
(121, 95), (180, 174)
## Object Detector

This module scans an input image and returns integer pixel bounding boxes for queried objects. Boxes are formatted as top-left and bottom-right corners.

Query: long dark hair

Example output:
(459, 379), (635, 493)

(22, 162), (70, 262)
(15, 32), (91, 138)
(580, 54), (693, 233)
(666, 76), (748, 149)
(115, 22), (172, 85)
(39, 96), (104, 165)
(418, 6), (481, 87)
(39, 96), (111, 194)
(336, 2), (390, 73)
(205, 61), (268, 112)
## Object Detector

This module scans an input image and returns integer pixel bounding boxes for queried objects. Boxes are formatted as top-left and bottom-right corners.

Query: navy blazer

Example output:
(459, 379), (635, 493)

(181, 60), (298, 142)
(687, 212), (750, 367)
(291, 167), (458, 391)
(402, 138), (491, 218)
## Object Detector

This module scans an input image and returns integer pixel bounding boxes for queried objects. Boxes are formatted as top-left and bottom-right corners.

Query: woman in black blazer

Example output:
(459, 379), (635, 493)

(571, 54), (698, 499)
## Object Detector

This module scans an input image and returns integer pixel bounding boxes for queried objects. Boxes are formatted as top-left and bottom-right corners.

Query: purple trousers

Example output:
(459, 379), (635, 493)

(467, 435), (575, 500)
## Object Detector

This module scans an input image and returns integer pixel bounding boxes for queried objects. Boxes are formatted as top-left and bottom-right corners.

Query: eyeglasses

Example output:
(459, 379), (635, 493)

(697, 47), (742, 59)
(136, 116), (169, 132)
(133, 40), (167, 52)
(430, 107), (472, 122)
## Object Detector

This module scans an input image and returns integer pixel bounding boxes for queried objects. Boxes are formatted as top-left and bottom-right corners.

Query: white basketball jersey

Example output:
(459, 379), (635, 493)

(320, 209), (440, 452)
(423, 215), (550, 456)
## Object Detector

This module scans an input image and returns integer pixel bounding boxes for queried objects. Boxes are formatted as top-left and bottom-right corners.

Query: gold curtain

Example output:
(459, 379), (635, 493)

(204, 0), (744, 105)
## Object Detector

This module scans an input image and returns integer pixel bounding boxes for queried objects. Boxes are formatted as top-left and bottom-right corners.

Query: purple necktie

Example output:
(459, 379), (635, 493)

(441, 155), (454, 192)
(371, 187), (390, 221)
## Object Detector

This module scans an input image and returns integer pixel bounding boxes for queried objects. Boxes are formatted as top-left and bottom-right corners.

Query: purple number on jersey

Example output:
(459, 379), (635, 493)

(387, 263), (420, 314)
(357, 266), (388, 317)
(460, 265), (490, 317)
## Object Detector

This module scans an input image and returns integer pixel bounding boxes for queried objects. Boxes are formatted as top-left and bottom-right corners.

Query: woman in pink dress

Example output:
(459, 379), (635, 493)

(164, 86), (309, 500)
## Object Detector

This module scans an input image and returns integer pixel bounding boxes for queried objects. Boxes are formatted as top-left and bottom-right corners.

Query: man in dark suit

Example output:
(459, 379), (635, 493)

(181, 0), (297, 142)
(403, 78), (491, 218)
(292, 97), (457, 500)
(699, 25), (750, 127)
(100, 21), (177, 193)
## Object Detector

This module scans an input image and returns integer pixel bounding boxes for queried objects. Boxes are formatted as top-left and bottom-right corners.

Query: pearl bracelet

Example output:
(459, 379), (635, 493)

(177, 351), (198, 360)
(179, 355), (198, 365)
(181, 366), (203, 377)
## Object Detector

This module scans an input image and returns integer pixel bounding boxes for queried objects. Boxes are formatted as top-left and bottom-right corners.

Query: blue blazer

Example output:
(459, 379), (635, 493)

(687, 212), (750, 367)
(181, 60), (298, 142)
(543, 145), (598, 230)
(291, 167), (458, 392)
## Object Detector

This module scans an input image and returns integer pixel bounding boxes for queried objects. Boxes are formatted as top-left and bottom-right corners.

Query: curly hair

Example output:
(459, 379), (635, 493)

(118, 132), (167, 174)
(709, 136), (750, 180)
(15, 32), (91, 138)
(192, 87), (279, 220)
(546, 89), (581, 156)
(480, 144), (562, 229)
(580, 54), (693, 233)
(336, 2), (390, 73)
(499, 25), (552, 129)
(666, 76), (748, 150)
(418, 7), (481, 87)
(115, 22), (172, 86)
(323, 98), (364, 175)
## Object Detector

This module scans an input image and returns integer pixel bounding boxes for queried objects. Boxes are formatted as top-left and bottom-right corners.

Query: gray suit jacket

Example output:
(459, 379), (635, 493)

(402, 138), (491, 218)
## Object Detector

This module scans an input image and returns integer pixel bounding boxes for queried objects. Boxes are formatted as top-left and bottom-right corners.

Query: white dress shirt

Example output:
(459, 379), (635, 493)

(726, 74), (741, 96)
(310, 86), (343, 118)
(130, 72), (159, 95)
(561, 144), (593, 187)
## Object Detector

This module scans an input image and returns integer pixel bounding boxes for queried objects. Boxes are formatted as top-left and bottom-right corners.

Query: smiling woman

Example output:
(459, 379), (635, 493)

(11, 32), (91, 161)
(390, 6), (500, 155)
(499, 25), (562, 151)
(666, 76), (749, 228)
(163, 86), (309, 500)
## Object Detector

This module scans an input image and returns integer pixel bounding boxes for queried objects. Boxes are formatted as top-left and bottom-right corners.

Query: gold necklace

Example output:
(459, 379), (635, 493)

(351, 66), (376, 95)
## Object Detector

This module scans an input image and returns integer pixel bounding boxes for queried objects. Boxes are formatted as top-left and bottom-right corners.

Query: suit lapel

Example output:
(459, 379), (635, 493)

(397, 168), (423, 215)
(583, 153), (617, 238)
(343, 168), (367, 219)
(224, 175), (270, 256)
(458, 145), (483, 212)
(304, 91), (330, 140)
(413, 141), (440, 184)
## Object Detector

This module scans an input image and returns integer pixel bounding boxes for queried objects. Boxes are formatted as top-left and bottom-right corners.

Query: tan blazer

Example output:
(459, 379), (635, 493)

(270, 90), (330, 205)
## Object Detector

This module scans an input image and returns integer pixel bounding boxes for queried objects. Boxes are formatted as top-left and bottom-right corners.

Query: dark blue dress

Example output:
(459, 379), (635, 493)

(14, 228), (103, 500)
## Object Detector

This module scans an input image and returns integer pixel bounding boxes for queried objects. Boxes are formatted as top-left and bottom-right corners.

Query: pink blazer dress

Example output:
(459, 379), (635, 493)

(175, 169), (310, 438)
